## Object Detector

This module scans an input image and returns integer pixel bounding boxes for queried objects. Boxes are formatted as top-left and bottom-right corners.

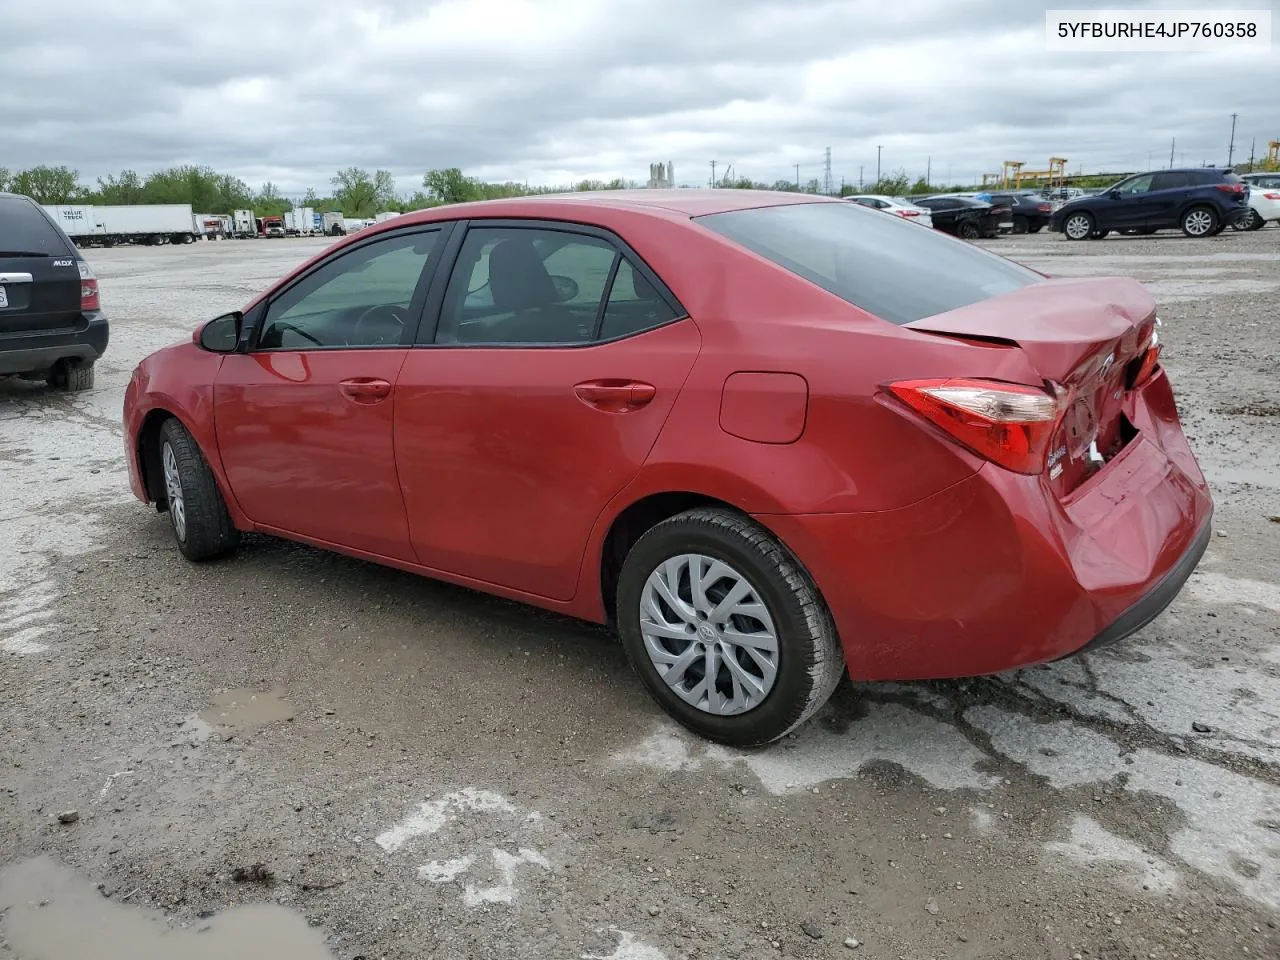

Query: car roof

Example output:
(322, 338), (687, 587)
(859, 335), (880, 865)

(389, 189), (844, 227)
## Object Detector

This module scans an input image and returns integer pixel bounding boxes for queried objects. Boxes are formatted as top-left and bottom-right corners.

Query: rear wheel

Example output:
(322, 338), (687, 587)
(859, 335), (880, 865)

(1011, 216), (1029, 235)
(1063, 212), (1094, 240)
(616, 508), (844, 747)
(958, 221), (981, 240)
(47, 360), (94, 392)
(1181, 205), (1218, 238)
(157, 418), (240, 562)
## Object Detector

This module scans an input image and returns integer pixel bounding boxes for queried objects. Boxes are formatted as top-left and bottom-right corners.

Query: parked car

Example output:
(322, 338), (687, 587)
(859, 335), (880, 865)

(911, 195), (1013, 239)
(1234, 173), (1280, 230)
(982, 192), (1054, 233)
(0, 192), (108, 390)
(844, 194), (933, 228)
(123, 190), (1212, 747)
(1050, 168), (1250, 240)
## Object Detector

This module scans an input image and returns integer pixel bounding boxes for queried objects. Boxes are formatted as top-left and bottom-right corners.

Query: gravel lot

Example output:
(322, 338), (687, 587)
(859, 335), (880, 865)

(2, 228), (1279, 960)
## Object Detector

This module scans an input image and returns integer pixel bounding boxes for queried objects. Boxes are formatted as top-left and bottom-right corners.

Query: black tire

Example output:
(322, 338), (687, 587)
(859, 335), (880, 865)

(1011, 216), (1029, 235)
(157, 418), (240, 562)
(1248, 212), (1266, 231)
(1062, 211), (1095, 240)
(616, 507), (845, 747)
(1181, 205), (1218, 238)
(1029, 224), (1043, 233)
(47, 360), (94, 392)
(957, 221), (981, 240)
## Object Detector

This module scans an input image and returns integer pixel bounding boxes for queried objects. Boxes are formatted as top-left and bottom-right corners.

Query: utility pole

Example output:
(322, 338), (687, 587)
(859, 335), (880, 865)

(823, 146), (832, 196)
(1169, 137), (1175, 168)
(795, 163), (800, 191)
(1248, 138), (1256, 172)
(926, 156), (931, 184)
(858, 166), (863, 189)
(710, 160), (716, 188)
(876, 145), (883, 184)
(1228, 112), (1238, 168)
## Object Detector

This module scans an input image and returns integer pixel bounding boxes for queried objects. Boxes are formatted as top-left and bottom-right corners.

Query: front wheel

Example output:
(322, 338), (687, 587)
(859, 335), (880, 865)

(1181, 205), (1218, 238)
(616, 508), (845, 747)
(1062, 212), (1095, 240)
(157, 419), (240, 562)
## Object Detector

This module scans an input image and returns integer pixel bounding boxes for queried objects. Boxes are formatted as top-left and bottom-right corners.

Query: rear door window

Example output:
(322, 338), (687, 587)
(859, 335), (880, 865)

(1151, 172), (1190, 190)
(0, 196), (74, 256)
(698, 200), (1040, 326)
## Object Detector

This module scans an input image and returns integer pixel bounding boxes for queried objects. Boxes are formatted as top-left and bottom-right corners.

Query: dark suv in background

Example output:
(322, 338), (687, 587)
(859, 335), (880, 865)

(1049, 168), (1249, 240)
(0, 192), (108, 390)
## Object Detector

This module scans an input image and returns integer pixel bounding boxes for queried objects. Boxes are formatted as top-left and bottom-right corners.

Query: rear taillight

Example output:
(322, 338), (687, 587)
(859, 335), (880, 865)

(1130, 326), (1162, 387)
(1264, 192), (1280, 200)
(78, 261), (100, 311)
(1215, 183), (1245, 193)
(1037, 203), (1052, 212)
(886, 377), (1065, 475)
(898, 210), (920, 217)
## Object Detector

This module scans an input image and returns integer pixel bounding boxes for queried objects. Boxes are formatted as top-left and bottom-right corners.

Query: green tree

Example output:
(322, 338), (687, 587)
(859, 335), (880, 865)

(331, 167), (391, 217)
(95, 170), (145, 204)
(253, 181), (292, 216)
(10, 165), (83, 203)
(0, 167), (10, 192)
(423, 167), (481, 205)
(302, 187), (319, 206)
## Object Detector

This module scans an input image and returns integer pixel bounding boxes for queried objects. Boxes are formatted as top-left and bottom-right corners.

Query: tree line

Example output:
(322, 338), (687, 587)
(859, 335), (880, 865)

(2, 162), (1137, 217)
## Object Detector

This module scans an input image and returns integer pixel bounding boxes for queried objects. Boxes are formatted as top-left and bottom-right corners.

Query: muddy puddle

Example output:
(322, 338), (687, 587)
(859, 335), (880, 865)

(0, 856), (333, 959)
(198, 688), (294, 733)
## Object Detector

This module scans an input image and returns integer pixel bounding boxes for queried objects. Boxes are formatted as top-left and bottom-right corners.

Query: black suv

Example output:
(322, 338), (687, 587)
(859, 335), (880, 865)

(0, 192), (108, 390)
(1049, 168), (1249, 240)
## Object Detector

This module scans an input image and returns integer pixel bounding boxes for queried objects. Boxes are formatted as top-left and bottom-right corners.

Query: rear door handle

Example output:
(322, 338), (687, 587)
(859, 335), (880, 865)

(574, 380), (656, 410)
(339, 378), (392, 402)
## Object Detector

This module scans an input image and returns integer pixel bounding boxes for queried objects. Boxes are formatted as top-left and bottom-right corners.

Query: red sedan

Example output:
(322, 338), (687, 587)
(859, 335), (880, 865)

(123, 190), (1213, 746)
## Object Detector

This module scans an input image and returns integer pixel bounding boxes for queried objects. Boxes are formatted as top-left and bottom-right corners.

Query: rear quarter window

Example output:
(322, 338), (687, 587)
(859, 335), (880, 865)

(0, 196), (74, 255)
(697, 201), (1041, 326)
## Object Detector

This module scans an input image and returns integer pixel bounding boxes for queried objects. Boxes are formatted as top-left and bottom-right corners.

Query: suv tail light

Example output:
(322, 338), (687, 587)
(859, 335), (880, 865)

(1037, 203), (1052, 212)
(886, 377), (1065, 474)
(1215, 182), (1245, 194)
(78, 261), (100, 311)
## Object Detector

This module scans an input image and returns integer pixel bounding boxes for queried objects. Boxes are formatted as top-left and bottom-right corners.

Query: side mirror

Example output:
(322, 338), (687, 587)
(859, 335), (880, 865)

(195, 311), (242, 353)
(1106, 189), (1121, 199)
(549, 275), (579, 302)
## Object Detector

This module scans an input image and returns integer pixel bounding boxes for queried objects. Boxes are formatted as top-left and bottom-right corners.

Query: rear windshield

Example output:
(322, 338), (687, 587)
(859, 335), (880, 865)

(697, 201), (1040, 325)
(0, 196), (73, 256)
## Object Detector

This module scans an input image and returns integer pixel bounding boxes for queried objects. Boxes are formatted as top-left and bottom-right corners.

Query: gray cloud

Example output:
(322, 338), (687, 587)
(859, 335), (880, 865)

(2, 0), (1276, 195)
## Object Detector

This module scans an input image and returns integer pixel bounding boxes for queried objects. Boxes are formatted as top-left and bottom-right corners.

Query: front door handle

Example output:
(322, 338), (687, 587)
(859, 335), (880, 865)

(574, 380), (656, 411)
(339, 378), (392, 402)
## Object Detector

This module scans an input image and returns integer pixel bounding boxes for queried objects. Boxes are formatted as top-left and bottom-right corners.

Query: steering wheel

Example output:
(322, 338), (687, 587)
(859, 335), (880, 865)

(351, 304), (410, 346)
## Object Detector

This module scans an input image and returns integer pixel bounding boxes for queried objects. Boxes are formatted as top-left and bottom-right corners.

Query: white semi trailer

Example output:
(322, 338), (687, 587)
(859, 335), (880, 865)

(42, 204), (196, 247)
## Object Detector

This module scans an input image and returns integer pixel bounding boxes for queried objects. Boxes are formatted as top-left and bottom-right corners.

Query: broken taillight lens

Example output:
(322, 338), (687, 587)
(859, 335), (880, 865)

(886, 377), (1066, 474)
(78, 261), (100, 311)
(1130, 329), (1162, 387)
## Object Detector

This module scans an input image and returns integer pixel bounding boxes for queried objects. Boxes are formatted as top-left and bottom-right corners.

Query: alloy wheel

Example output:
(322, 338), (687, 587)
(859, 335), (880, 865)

(1184, 209), (1214, 236)
(1064, 214), (1093, 240)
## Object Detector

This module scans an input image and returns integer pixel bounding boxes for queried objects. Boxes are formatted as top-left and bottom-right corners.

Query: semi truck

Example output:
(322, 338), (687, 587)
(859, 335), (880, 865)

(322, 211), (346, 236)
(284, 208), (317, 236)
(41, 203), (197, 247)
(231, 210), (257, 238)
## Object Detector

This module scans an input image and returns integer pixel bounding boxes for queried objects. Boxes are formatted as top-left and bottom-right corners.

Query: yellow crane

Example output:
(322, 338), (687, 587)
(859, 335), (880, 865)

(1266, 140), (1280, 171)
(983, 157), (1068, 189)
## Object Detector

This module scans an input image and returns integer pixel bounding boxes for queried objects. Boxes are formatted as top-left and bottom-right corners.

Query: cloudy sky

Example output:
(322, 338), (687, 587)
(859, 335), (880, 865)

(4, 0), (1277, 196)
